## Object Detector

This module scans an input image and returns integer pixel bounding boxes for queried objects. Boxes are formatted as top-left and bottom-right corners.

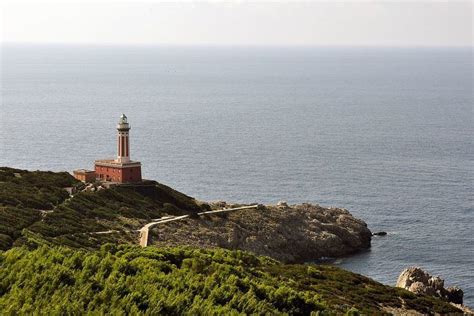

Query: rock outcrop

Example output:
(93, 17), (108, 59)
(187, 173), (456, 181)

(149, 203), (372, 263)
(396, 267), (464, 305)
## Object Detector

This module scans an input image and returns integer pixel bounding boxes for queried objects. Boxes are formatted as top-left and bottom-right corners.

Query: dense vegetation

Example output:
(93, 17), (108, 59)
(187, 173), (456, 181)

(0, 245), (460, 315)
(0, 167), (76, 209)
(0, 167), (77, 250)
(0, 167), (203, 250)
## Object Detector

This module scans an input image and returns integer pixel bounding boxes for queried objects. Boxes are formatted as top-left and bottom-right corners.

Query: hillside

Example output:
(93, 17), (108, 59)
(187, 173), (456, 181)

(0, 167), (203, 250)
(0, 167), (464, 314)
(0, 167), (371, 262)
(0, 245), (462, 315)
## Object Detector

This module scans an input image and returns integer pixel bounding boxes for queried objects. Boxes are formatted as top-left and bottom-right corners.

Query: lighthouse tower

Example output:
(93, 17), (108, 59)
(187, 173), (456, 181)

(117, 114), (131, 163)
(94, 114), (142, 183)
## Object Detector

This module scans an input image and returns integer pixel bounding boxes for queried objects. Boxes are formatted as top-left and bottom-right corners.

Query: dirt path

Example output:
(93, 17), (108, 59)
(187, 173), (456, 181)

(139, 215), (189, 247)
(197, 205), (260, 216)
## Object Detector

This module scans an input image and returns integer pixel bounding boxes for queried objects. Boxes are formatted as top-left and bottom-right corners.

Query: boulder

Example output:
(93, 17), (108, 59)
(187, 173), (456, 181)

(409, 281), (435, 295)
(396, 267), (430, 289)
(214, 201), (227, 208)
(396, 267), (463, 305)
(446, 287), (464, 305)
(428, 276), (444, 292)
(277, 201), (288, 208)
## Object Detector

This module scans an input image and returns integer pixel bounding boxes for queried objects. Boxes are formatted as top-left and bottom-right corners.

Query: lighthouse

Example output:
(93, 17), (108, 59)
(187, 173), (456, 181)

(93, 114), (143, 183)
(117, 114), (131, 163)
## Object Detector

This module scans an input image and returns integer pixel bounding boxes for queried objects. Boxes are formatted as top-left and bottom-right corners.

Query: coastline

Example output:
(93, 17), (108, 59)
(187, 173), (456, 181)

(0, 166), (470, 313)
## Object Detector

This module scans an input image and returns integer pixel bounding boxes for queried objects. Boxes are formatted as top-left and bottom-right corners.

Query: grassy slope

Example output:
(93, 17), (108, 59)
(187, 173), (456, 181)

(0, 167), (203, 250)
(0, 245), (461, 315)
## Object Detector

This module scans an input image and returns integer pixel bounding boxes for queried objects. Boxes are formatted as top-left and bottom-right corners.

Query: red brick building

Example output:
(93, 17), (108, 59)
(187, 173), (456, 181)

(73, 169), (96, 183)
(94, 114), (142, 183)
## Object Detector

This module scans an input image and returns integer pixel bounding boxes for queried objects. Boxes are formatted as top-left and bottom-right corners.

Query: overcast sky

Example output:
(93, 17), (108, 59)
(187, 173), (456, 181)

(1, 0), (472, 47)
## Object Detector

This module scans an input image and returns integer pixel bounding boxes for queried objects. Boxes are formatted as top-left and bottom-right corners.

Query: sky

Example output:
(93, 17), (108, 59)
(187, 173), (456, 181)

(1, 0), (472, 47)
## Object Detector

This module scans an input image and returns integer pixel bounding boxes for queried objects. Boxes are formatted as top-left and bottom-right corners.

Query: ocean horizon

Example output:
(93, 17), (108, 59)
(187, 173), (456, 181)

(1, 44), (473, 305)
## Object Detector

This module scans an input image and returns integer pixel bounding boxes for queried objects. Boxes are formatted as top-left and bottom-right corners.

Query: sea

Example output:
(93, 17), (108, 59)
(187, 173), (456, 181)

(1, 44), (473, 306)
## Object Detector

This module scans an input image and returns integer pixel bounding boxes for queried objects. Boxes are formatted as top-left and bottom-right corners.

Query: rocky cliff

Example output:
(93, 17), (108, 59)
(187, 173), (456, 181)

(149, 202), (372, 263)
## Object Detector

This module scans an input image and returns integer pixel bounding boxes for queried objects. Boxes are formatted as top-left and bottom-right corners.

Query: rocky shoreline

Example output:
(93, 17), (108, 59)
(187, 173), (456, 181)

(149, 201), (372, 263)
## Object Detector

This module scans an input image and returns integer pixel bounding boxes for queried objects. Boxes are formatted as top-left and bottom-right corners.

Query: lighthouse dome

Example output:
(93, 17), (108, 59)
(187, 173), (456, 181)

(119, 114), (128, 124)
(117, 114), (130, 131)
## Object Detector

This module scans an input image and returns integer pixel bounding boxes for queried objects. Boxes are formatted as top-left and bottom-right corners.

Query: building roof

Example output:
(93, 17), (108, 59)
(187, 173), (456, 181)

(73, 169), (95, 174)
(95, 159), (141, 168)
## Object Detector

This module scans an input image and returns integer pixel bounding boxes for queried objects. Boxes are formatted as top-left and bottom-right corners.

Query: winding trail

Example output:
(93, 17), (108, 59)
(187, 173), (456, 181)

(139, 204), (259, 247)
